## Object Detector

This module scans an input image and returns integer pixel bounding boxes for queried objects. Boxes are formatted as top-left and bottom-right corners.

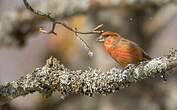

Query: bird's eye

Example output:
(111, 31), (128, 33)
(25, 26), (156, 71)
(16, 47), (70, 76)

(103, 35), (109, 38)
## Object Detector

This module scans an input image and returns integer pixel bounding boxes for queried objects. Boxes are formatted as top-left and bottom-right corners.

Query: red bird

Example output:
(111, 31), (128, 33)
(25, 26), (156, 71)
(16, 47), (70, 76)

(97, 31), (151, 68)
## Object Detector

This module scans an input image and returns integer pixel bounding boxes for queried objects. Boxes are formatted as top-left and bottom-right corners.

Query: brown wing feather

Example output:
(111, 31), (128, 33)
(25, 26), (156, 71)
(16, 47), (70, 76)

(104, 38), (151, 67)
(117, 39), (151, 60)
(110, 45), (143, 67)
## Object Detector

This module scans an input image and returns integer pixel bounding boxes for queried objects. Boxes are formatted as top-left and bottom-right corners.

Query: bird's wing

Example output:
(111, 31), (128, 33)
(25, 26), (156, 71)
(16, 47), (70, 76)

(113, 39), (139, 48)
(114, 39), (151, 60)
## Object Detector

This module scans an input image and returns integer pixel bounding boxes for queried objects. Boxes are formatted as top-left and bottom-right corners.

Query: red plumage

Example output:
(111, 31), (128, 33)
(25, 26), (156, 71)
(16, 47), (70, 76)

(97, 31), (151, 68)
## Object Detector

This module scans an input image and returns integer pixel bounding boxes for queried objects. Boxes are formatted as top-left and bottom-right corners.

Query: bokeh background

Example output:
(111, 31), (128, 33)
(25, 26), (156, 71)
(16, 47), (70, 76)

(0, 0), (177, 110)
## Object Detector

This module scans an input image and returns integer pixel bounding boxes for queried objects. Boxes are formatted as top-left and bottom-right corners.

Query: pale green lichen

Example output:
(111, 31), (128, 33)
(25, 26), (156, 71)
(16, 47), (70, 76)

(1, 50), (177, 104)
(143, 58), (168, 76)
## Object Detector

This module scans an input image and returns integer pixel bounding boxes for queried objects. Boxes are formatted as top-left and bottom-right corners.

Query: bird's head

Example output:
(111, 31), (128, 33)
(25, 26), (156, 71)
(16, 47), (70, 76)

(96, 31), (122, 43)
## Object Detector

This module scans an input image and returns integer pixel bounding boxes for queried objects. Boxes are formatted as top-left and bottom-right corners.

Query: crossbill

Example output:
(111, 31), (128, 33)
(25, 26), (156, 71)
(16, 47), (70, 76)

(96, 31), (151, 68)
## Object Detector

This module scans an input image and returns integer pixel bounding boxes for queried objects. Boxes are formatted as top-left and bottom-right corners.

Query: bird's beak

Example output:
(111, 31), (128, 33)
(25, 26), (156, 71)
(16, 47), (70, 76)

(96, 36), (105, 43)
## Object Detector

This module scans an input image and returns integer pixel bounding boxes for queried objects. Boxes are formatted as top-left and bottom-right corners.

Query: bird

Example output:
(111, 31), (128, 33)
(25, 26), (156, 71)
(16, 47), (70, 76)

(96, 31), (151, 68)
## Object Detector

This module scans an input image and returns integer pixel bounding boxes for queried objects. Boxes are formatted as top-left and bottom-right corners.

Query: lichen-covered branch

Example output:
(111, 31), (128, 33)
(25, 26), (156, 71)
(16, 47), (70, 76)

(0, 49), (177, 105)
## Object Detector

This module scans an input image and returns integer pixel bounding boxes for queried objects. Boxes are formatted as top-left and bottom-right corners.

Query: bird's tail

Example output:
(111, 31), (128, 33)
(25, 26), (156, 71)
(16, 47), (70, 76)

(142, 50), (152, 60)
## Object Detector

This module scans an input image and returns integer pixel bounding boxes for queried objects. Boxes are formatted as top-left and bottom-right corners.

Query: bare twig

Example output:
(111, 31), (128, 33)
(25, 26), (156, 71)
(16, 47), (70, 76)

(23, 0), (103, 35)
(23, 0), (104, 56)
(74, 28), (94, 57)
(0, 49), (177, 105)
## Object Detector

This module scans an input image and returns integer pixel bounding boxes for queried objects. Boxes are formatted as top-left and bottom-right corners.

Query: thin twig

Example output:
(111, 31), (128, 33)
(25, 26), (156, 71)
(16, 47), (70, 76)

(74, 28), (94, 57)
(23, 0), (104, 56)
(23, 0), (103, 35)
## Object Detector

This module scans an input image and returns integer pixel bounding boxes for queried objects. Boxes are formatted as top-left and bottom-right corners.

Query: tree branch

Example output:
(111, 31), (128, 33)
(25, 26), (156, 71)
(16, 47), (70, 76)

(0, 49), (177, 105)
